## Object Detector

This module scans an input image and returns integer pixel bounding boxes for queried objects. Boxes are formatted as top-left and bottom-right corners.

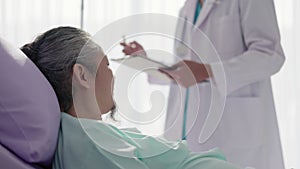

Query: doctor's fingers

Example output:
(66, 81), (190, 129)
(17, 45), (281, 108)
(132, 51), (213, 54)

(159, 68), (180, 80)
(159, 68), (193, 87)
(130, 41), (144, 49)
(120, 41), (143, 49)
(171, 60), (192, 69)
(163, 70), (189, 87)
(122, 47), (135, 55)
(121, 42), (144, 55)
(120, 42), (128, 47)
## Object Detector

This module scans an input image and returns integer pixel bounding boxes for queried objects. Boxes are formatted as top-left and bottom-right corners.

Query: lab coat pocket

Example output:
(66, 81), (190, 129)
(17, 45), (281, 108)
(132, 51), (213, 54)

(221, 97), (265, 147)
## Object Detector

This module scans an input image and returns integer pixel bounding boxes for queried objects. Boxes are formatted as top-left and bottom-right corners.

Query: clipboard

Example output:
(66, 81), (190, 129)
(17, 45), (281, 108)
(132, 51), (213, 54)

(111, 56), (175, 83)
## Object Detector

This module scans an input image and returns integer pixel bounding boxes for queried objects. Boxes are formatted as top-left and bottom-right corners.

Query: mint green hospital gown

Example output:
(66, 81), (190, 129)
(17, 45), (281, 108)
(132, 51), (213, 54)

(52, 113), (240, 169)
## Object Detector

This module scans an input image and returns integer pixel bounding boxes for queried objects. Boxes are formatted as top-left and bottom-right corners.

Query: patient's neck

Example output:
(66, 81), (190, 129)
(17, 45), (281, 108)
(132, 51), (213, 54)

(67, 105), (102, 120)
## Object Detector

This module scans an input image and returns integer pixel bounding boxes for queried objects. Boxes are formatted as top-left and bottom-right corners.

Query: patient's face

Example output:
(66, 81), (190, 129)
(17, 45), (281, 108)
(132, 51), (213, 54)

(94, 51), (115, 115)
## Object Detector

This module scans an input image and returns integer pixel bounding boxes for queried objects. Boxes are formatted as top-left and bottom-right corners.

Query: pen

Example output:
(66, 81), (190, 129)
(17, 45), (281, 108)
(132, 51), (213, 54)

(122, 35), (127, 57)
(122, 35), (126, 44)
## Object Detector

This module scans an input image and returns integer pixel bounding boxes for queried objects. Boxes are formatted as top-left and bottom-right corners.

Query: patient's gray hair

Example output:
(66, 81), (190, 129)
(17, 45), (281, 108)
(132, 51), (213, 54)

(21, 26), (99, 113)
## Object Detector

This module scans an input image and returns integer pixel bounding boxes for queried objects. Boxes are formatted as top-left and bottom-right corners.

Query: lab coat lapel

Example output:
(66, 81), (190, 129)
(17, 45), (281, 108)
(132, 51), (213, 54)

(184, 0), (198, 23)
(194, 0), (216, 27)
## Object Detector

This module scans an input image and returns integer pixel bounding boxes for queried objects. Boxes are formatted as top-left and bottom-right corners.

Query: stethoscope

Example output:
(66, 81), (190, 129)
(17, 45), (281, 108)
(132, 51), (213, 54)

(179, 0), (215, 140)
(175, 16), (189, 140)
(179, 0), (222, 141)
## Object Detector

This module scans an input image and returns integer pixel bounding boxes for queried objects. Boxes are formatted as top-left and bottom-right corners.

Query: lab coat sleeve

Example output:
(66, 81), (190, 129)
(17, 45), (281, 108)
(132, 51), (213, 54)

(210, 0), (285, 95)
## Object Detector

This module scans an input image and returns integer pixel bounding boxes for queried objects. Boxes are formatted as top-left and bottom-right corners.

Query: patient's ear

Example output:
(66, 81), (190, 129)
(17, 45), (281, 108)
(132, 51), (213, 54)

(73, 63), (91, 89)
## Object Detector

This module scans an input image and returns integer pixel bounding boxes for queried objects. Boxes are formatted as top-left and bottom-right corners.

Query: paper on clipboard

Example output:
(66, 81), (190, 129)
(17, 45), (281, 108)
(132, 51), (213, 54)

(111, 56), (174, 83)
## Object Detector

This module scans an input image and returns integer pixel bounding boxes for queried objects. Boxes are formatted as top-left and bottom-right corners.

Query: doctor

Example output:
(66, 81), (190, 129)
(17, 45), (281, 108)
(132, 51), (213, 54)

(121, 0), (285, 168)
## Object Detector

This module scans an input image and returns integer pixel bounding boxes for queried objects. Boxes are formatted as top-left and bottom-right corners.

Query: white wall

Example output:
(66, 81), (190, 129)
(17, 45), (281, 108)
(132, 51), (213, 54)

(272, 0), (300, 168)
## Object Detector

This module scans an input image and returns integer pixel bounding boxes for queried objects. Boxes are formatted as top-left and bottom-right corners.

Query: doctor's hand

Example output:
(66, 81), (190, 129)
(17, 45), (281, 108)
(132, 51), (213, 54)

(120, 41), (147, 57)
(159, 60), (211, 88)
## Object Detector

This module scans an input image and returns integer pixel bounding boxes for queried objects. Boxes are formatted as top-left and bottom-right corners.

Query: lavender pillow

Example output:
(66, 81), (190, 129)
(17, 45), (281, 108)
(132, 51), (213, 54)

(0, 38), (60, 166)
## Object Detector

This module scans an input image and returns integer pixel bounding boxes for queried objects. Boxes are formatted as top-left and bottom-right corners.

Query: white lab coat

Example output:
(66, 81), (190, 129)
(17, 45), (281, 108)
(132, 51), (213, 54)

(163, 0), (285, 168)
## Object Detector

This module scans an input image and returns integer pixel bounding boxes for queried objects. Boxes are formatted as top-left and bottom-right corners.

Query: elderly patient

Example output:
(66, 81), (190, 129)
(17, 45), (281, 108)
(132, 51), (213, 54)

(21, 26), (240, 169)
